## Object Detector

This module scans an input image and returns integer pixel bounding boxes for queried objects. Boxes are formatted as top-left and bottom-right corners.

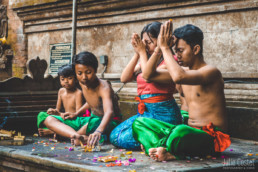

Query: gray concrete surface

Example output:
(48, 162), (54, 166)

(0, 136), (257, 171)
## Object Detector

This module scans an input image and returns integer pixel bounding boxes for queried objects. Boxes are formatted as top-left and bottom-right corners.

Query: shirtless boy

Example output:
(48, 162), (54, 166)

(41, 51), (121, 147)
(37, 64), (84, 137)
(132, 21), (231, 161)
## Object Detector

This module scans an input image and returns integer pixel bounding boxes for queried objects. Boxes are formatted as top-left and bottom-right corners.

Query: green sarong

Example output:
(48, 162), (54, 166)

(132, 117), (215, 159)
(180, 110), (189, 125)
(37, 111), (120, 135)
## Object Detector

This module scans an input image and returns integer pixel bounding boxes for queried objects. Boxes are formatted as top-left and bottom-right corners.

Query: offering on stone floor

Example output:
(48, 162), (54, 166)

(0, 129), (16, 140)
(98, 155), (118, 162)
(14, 132), (25, 141)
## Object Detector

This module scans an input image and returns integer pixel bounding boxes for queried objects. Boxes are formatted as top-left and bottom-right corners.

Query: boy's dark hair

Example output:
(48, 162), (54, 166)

(58, 64), (75, 77)
(174, 24), (204, 54)
(141, 21), (162, 40)
(72, 51), (98, 72)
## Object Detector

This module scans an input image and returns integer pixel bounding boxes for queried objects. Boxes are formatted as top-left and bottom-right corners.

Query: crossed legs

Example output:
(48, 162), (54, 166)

(44, 116), (88, 146)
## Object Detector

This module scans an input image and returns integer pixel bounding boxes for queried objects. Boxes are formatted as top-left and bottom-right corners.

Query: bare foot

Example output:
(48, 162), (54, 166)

(141, 144), (145, 152)
(38, 128), (54, 137)
(71, 134), (88, 146)
(149, 147), (176, 162)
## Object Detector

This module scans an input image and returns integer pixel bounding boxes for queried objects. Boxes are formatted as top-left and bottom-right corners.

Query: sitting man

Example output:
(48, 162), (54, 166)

(132, 21), (231, 161)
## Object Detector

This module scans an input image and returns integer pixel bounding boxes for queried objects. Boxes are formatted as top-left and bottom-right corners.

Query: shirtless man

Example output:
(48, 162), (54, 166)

(37, 64), (84, 137)
(132, 21), (231, 161)
(43, 51), (121, 147)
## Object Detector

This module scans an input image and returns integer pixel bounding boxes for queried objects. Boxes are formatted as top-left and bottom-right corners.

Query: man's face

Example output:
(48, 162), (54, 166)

(59, 75), (76, 90)
(175, 39), (194, 67)
(75, 64), (96, 86)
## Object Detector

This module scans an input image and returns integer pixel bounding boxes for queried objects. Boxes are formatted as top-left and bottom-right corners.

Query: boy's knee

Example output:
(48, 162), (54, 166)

(44, 116), (55, 124)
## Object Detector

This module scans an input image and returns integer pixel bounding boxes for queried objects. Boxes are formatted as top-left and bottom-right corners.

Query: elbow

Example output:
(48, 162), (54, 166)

(142, 75), (151, 83)
(120, 77), (126, 83)
(120, 78), (129, 83)
(120, 76), (129, 83)
(142, 72), (151, 81)
(173, 74), (184, 84)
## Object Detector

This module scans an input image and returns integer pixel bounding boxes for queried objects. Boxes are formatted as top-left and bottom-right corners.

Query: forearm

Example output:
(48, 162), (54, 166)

(138, 50), (148, 73)
(142, 48), (161, 80)
(120, 53), (139, 83)
(95, 111), (113, 133)
(75, 102), (90, 116)
(161, 47), (185, 82)
(55, 109), (61, 116)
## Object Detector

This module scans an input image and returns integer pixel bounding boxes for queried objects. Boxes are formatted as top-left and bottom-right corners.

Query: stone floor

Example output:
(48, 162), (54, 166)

(0, 136), (257, 172)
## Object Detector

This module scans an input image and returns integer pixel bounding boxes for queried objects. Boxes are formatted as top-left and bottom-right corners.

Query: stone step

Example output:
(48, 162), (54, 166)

(112, 82), (258, 108)
(0, 104), (55, 112)
(0, 110), (46, 119)
(0, 137), (257, 172)
(118, 101), (258, 141)
(0, 100), (56, 106)
(0, 95), (57, 102)
(226, 100), (258, 108)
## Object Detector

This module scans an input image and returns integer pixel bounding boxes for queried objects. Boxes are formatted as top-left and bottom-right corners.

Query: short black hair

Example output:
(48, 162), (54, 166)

(58, 64), (75, 77)
(72, 51), (98, 72)
(174, 24), (204, 54)
(141, 21), (162, 40)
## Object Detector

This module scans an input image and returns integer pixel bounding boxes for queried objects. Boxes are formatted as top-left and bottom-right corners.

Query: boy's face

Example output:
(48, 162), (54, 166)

(59, 75), (76, 90)
(175, 39), (194, 67)
(75, 64), (97, 86)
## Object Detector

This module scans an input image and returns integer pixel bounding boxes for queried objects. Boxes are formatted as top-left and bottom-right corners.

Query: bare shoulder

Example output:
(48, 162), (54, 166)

(75, 88), (83, 95)
(58, 87), (66, 95)
(99, 79), (112, 93)
(200, 64), (222, 78)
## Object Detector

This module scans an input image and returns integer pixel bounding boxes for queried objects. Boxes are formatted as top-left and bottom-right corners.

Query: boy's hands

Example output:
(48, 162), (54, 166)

(131, 33), (146, 54)
(47, 108), (60, 115)
(61, 112), (77, 120)
(87, 131), (101, 148)
(158, 20), (175, 49)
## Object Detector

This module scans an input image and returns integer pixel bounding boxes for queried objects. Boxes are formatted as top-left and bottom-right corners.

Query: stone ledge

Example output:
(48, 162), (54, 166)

(118, 101), (258, 141)
(11, 0), (257, 33)
(0, 137), (257, 172)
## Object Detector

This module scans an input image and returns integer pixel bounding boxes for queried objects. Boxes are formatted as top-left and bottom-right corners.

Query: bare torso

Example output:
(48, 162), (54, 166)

(182, 66), (228, 131)
(80, 79), (120, 117)
(60, 88), (82, 113)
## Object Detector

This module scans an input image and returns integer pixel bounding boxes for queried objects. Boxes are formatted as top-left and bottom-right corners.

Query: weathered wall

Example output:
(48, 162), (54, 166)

(10, 0), (258, 78)
(1, 0), (26, 80)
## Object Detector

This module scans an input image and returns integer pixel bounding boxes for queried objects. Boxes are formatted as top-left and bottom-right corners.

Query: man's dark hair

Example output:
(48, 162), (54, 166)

(174, 24), (204, 54)
(58, 64), (75, 77)
(72, 51), (98, 72)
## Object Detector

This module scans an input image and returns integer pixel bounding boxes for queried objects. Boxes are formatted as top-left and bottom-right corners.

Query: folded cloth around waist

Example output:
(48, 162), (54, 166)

(193, 122), (231, 152)
(135, 94), (173, 114)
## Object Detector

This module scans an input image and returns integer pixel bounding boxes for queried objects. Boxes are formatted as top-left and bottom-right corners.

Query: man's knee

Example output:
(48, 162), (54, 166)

(132, 117), (147, 131)
(168, 125), (214, 156)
